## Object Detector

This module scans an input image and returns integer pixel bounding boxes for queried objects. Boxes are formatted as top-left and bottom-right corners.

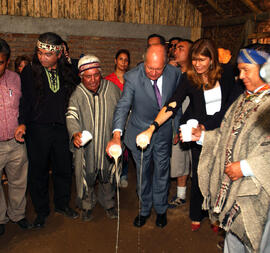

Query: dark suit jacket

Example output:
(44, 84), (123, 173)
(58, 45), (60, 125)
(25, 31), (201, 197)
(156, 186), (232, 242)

(113, 62), (182, 151)
(167, 64), (243, 130)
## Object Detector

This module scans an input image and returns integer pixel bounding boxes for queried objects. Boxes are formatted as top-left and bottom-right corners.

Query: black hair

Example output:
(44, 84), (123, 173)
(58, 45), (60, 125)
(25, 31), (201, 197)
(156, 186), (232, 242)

(32, 32), (79, 108)
(181, 39), (193, 45)
(169, 39), (193, 50)
(168, 37), (183, 44)
(147, 34), (166, 46)
(115, 49), (130, 65)
(0, 38), (11, 60)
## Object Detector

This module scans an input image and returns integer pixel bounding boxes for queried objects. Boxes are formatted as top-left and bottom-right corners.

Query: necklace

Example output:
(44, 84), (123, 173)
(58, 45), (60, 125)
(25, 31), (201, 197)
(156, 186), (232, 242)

(244, 84), (270, 102)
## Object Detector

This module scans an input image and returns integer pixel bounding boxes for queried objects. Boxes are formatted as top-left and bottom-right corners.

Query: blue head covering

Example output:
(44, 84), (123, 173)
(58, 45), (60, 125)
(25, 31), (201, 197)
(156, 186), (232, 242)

(237, 49), (269, 65)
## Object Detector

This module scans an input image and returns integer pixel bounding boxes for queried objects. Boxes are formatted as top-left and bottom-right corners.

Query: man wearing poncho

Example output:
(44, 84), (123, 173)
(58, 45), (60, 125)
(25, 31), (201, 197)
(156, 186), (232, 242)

(66, 55), (121, 221)
(191, 44), (270, 252)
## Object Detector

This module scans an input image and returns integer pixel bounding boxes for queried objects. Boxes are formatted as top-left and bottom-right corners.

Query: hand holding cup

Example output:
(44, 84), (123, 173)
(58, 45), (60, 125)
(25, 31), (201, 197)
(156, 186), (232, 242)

(109, 144), (122, 160)
(179, 124), (192, 142)
(136, 134), (150, 149)
(179, 119), (202, 142)
(73, 130), (92, 148)
(80, 130), (92, 146)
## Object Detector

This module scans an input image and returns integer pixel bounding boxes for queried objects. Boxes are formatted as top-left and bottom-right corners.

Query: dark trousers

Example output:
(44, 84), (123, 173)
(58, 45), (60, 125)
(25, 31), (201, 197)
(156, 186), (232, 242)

(26, 123), (72, 216)
(189, 144), (207, 222)
(132, 140), (170, 216)
(121, 147), (131, 179)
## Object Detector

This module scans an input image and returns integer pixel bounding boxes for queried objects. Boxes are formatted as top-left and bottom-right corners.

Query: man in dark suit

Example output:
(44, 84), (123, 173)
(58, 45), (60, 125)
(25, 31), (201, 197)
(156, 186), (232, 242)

(106, 44), (181, 228)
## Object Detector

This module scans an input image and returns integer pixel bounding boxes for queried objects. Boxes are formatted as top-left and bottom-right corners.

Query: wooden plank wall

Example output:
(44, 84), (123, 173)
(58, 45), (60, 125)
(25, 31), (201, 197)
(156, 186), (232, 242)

(0, 0), (201, 28)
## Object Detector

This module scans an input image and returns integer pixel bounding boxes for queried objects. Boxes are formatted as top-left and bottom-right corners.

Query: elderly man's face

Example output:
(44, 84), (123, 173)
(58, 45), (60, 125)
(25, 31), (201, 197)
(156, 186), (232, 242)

(145, 58), (165, 81)
(144, 45), (166, 81)
(238, 63), (264, 92)
(37, 48), (61, 69)
(81, 68), (101, 92)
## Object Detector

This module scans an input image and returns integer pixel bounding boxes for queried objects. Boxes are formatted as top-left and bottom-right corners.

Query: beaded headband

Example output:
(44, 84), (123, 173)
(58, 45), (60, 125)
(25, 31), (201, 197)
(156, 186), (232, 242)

(37, 40), (62, 52)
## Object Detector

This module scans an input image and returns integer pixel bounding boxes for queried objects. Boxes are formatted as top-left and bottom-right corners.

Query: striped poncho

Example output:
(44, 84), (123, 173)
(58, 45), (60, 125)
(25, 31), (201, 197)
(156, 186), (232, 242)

(198, 91), (270, 252)
(66, 79), (121, 206)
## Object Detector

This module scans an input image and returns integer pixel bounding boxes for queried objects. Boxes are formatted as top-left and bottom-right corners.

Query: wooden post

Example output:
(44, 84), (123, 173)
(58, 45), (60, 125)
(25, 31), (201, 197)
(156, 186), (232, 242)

(244, 18), (255, 46)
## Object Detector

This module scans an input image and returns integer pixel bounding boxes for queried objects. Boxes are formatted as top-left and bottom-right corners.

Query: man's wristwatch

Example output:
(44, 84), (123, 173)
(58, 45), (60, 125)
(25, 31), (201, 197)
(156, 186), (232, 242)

(151, 121), (160, 131)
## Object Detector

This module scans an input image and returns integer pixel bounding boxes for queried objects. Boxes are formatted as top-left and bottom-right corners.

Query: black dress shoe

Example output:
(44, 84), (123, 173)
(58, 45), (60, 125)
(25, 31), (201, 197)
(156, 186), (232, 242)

(133, 214), (150, 227)
(156, 213), (167, 228)
(55, 206), (79, 219)
(0, 224), (5, 235)
(15, 218), (33, 229)
(33, 215), (46, 229)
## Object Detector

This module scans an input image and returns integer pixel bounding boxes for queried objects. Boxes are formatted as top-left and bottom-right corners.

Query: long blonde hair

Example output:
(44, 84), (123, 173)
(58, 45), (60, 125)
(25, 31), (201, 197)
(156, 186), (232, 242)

(186, 38), (222, 90)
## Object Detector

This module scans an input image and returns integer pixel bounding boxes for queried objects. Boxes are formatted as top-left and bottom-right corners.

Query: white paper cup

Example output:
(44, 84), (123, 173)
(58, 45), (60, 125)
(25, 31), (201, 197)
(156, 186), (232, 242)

(180, 124), (192, 142)
(80, 130), (93, 146)
(109, 145), (122, 159)
(136, 134), (149, 149)
(187, 119), (198, 128)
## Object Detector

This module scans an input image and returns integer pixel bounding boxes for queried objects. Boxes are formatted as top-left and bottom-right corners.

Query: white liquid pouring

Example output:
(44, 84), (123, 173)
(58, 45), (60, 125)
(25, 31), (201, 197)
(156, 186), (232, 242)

(109, 144), (122, 253)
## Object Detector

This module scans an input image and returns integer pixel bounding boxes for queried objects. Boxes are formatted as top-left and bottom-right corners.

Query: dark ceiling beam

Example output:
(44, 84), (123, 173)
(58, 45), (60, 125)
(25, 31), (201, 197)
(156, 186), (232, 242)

(240, 0), (263, 14)
(202, 11), (270, 27)
(206, 0), (226, 16)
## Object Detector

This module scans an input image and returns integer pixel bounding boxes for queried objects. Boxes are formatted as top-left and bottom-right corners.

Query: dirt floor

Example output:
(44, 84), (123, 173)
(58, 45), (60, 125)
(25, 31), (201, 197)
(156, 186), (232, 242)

(0, 162), (224, 253)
